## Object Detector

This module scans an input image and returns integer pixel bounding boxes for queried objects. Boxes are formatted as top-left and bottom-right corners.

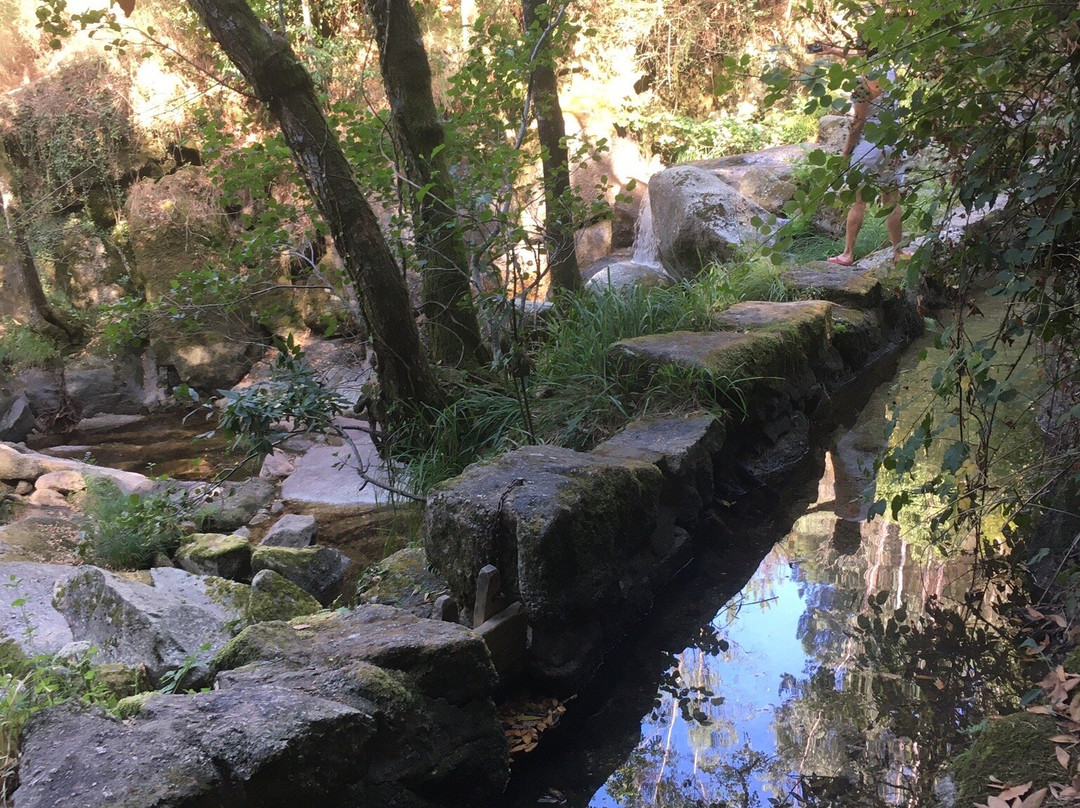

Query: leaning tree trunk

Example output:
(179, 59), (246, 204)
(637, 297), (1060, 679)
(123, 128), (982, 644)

(0, 170), (83, 342)
(522, 0), (582, 295)
(186, 0), (446, 417)
(365, 0), (489, 370)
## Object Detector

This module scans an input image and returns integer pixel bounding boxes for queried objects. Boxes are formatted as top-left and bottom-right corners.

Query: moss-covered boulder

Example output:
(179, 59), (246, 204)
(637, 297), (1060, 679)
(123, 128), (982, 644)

(355, 547), (450, 619)
(951, 712), (1062, 804)
(175, 533), (252, 581)
(250, 544), (350, 606)
(247, 569), (321, 622)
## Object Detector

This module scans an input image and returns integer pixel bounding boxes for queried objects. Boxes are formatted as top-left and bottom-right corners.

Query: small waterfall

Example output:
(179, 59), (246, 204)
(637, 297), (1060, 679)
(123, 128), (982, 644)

(630, 189), (661, 267)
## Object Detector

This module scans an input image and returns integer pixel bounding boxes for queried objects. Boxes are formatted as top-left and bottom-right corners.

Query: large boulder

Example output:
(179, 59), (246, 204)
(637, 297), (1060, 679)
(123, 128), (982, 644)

(355, 547), (451, 620)
(250, 545), (350, 606)
(647, 165), (776, 280)
(424, 446), (664, 689)
(52, 566), (248, 685)
(15, 686), (377, 808)
(0, 562), (77, 657)
(213, 606), (508, 804)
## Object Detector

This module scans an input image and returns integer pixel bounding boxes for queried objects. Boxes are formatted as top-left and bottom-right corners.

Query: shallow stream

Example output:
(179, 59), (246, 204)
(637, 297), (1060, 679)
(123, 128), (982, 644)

(507, 310), (1041, 808)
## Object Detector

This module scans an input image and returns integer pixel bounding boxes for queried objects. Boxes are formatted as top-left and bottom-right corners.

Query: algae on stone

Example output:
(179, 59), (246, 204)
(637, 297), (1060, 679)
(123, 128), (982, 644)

(247, 569), (321, 623)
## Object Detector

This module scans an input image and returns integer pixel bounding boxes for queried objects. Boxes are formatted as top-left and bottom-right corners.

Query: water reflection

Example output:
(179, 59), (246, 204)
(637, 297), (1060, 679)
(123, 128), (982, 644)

(586, 361), (1034, 807)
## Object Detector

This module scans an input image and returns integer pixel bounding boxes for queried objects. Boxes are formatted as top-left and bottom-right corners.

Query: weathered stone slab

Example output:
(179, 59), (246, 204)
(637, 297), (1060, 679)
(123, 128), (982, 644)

(831, 306), (886, 369)
(782, 265), (883, 308)
(592, 413), (726, 532)
(424, 445), (663, 687)
(212, 606), (508, 803)
(15, 685), (376, 808)
(52, 566), (247, 685)
(0, 562), (76, 656)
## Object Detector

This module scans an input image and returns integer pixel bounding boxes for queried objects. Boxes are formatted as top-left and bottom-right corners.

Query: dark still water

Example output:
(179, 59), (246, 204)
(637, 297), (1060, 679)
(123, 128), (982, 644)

(507, 323), (1038, 808)
(26, 411), (256, 481)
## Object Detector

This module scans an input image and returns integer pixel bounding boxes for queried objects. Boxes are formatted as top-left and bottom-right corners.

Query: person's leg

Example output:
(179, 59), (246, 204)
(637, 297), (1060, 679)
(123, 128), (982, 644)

(829, 191), (866, 266)
(882, 190), (902, 248)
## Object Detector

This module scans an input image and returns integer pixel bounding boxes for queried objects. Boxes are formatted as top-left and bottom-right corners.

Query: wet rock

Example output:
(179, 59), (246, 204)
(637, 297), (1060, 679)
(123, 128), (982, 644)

(250, 545), (350, 606)
(424, 446), (663, 689)
(782, 264), (883, 309)
(175, 532), (252, 581)
(247, 569), (321, 622)
(261, 513), (318, 548)
(52, 566), (247, 686)
(213, 606), (508, 803)
(15, 686), (376, 808)
(648, 165), (777, 279)
(355, 547), (450, 619)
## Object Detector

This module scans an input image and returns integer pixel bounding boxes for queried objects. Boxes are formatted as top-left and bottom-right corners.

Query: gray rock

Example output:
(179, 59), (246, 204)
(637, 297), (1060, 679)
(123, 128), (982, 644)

(15, 685), (376, 808)
(355, 547), (450, 619)
(0, 394), (35, 442)
(213, 605), (508, 802)
(0, 562), (76, 656)
(592, 413), (726, 532)
(424, 445), (663, 688)
(172, 477), (277, 533)
(175, 533), (252, 581)
(648, 165), (777, 280)
(260, 513), (318, 548)
(584, 260), (674, 292)
(52, 565), (247, 685)
(64, 353), (147, 418)
(250, 544), (350, 606)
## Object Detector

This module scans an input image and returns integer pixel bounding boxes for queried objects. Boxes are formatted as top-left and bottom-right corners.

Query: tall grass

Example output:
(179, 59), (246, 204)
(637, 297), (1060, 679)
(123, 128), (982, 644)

(79, 477), (185, 569)
(393, 259), (788, 492)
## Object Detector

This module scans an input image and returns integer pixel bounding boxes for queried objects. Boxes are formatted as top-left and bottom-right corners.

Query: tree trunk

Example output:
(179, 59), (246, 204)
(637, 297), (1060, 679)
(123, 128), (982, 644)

(365, 0), (489, 369)
(185, 0), (446, 417)
(522, 0), (582, 295)
(0, 170), (83, 342)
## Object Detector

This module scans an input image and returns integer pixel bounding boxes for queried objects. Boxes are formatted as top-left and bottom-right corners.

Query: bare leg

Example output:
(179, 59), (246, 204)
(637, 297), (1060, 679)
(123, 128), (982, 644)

(829, 191), (866, 265)
(882, 190), (903, 249)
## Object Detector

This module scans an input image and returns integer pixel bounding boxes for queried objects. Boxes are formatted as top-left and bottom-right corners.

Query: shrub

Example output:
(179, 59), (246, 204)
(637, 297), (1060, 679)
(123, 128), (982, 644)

(79, 477), (185, 569)
(0, 323), (60, 371)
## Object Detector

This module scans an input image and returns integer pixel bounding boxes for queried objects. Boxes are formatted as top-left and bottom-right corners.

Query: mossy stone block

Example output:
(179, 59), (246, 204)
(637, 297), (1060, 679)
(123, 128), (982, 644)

(175, 533), (252, 581)
(247, 569), (321, 623)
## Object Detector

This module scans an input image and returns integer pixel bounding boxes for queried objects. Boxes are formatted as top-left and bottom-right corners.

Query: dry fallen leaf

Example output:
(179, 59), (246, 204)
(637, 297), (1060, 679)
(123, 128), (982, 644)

(997, 781), (1032, 800)
(1057, 746), (1071, 769)
(1019, 786), (1048, 808)
(986, 795), (1011, 808)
